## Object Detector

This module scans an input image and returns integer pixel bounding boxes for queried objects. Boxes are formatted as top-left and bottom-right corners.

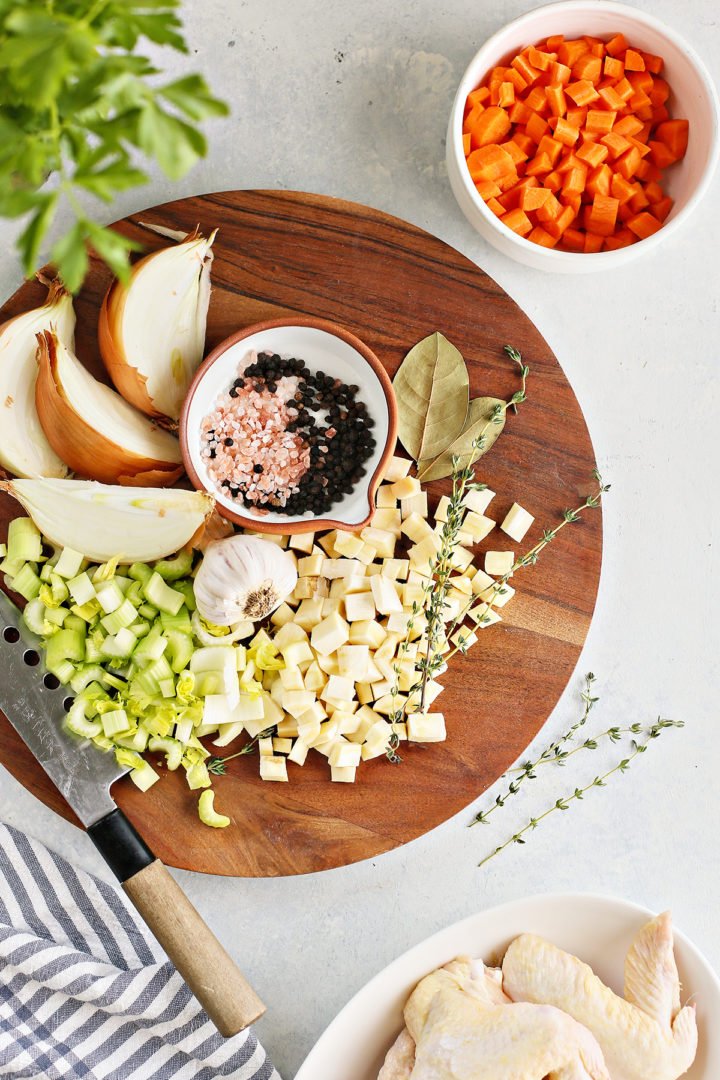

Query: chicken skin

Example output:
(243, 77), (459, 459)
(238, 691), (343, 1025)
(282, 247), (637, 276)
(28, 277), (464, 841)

(502, 912), (697, 1080)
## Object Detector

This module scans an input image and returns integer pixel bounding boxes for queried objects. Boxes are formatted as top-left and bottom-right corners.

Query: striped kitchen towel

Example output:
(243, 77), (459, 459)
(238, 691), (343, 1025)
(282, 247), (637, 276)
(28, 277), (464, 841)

(0, 822), (281, 1080)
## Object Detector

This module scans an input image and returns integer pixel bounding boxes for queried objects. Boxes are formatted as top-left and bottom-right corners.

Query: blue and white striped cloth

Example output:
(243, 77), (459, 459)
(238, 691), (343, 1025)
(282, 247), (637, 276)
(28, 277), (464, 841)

(0, 822), (281, 1080)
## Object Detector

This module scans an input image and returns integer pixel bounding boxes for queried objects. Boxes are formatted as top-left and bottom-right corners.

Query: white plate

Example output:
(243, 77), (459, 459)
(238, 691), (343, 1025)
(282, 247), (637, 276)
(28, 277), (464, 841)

(295, 892), (720, 1080)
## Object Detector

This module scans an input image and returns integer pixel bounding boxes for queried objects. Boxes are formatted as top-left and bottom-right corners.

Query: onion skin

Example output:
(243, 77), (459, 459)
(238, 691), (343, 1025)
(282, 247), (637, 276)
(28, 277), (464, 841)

(98, 282), (160, 418)
(35, 331), (184, 487)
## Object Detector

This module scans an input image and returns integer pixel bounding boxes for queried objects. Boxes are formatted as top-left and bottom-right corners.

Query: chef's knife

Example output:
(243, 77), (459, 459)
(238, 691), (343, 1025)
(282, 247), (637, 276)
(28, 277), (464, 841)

(0, 590), (265, 1037)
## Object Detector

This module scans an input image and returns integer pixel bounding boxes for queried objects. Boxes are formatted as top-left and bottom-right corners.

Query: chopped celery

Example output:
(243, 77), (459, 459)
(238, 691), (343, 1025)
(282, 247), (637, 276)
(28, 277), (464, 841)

(52, 659), (75, 683)
(101, 708), (131, 737)
(64, 613), (87, 635)
(128, 618), (151, 638)
(0, 543), (6, 558)
(67, 572), (96, 606)
(0, 554), (25, 578)
(153, 547), (193, 581)
(23, 598), (48, 636)
(70, 599), (101, 622)
(92, 556), (121, 582)
(129, 761), (160, 791)
(185, 762), (211, 790)
(40, 562), (54, 582)
(165, 630), (194, 674)
(45, 627), (85, 673)
(95, 579), (124, 614)
(175, 580), (196, 611)
(133, 626), (168, 662)
(114, 747), (144, 769)
(7, 517), (43, 562)
(11, 563), (42, 601)
(115, 728), (149, 752)
(44, 606), (67, 628)
(126, 581), (144, 607)
(65, 700), (102, 739)
(174, 712), (195, 744)
(160, 607), (192, 634)
(48, 575), (69, 605)
(128, 562), (153, 585)
(93, 735), (115, 751)
(69, 665), (109, 693)
(103, 672), (129, 692)
(100, 598), (137, 634)
(143, 572), (185, 616)
(102, 627), (137, 659)
(198, 789), (230, 828)
(158, 677), (176, 698)
(114, 575), (133, 594)
(138, 603), (159, 620)
(54, 547), (84, 579)
(148, 736), (183, 770)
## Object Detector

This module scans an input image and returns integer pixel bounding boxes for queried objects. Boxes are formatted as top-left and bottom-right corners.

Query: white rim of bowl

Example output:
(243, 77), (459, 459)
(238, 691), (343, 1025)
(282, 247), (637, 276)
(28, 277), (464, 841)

(449, 0), (720, 264)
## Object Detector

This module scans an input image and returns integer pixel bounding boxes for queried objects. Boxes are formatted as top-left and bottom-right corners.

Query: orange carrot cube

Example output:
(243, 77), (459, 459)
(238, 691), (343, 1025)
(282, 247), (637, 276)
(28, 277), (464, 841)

(469, 105), (512, 150)
(561, 226), (585, 251)
(576, 141), (609, 168)
(627, 211), (662, 239)
(467, 86), (491, 109)
(572, 54), (602, 84)
(527, 225), (558, 247)
(520, 186), (552, 211)
(585, 193), (619, 236)
(475, 179), (502, 199)
(528, 46), (555, 71)
(601, 131), (631, 159)
(526, 111), (550, 144)
(545, 84), (567, 117)
(542, 169), (563, 192)
(647, 140), (677, 169)
(583, 232), (604, 252)
(655, 118), (689, 160)
(511, 53), (542, 85)
(650, 196), (673, 222)
(525, 151), (553, 176)
(525, 85), (550, 113)
(585, 109), (615, 135)
(546, 35), (564, 51)
(624, 48), (645, 71)
(498, 82), (515, 108)
(614, 114), (644, 137)
(536, 192), (562, 222)
(642, 52), (663, 74)
(485, 197), (505, 217)
(550, 61), (572, 85)
(509, 101), (533, 125)
(566, 79), (600, 106)
(500, 208), (533, 236)
(643, 180), (664, 204)
(463, 132), (471, 155)
(561, 165), (588, 196)
(544, 204), (577, 239)
(615, 144), (642, 178)
(512, 131), (536, 155)
(586, 163), (612, 198)
(553, 117), (580, 146)
(467, 143), (516, 182)
(603, 55), (624, 79)
(610, 172), (636, 205)
(557, 40), (590, 67)
(605, 33), (628, 58)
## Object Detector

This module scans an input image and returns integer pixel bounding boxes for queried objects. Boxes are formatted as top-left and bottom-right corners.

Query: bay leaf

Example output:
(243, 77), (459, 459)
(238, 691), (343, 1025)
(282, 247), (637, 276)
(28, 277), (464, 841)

(393, 332), (469, 464)
(416, 396), (506, 482)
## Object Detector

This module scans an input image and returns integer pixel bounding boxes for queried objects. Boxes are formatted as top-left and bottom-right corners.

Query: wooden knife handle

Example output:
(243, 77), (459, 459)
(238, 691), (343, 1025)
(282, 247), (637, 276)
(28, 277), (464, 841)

(88, 808), (265, 1037)
(123, 859), (265, 1036)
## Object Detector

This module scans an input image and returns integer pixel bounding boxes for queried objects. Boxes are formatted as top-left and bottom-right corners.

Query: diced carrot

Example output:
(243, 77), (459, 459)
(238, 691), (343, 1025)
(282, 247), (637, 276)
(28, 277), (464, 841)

(537, 134), (564, 166)
(505, 67), (529, 93)
(557, 40), (590, 67)
(588, 41), (605, 59)
(561, 164), (588, 196)
(585, 193), (619, 235)
(467, 86), (491, 109)
(655, 118), (689, 160)
(486, 197), (505, 217)
(597, 85), (625, 110)
(641, 52), (663, 74)
(629, 184), (650, 213)
(601, 131), (631, 159)
(527, 225), (558, 247)
(585, 109), (615, 134)
(536, 192), (562, 222)
(610, 173), (636, 205)
(511, 130), (536, 155)
(509, 100), (533, 125)
(545, 84), (567, 117)
(624, 48), (645, 71)
(603, 228), (636, 249)
(649, 79), (670, 107)
(544, 204), (577, 239)
(614, 77), (634, 102)
(627, 211), (663, 239)
(463, 105), (485, 133)
(613, 114), (644, 137)
(576, 141), (609, 168)
(545, 35), (565, 51)
(572, 54), (602, 84)
(561, 226), (585, 251)
(643, 180), (664, 204)
(586, 163), (612, 198)
(550, 61), (572, 86)
(634, 159), (661, 182)
(469, 105), (512, 150)
(525, 85), (550, 113)
(512, 53), (542, 85)
(526, 111), (550, 144)
(525, 151), (552, 176)
(497, 185), (521, 211)
(497, 168), (520, 192)
(566, 79), (600, 106)
(521, 186), (553, 211)
(647, 140), (677, 169)
(605, 33), (628, 57)
(583, 232), (604, 252)
(463, 132), (471, 155)
(501, 208), (533, 236)
(627, 70), (654, 94)
(475, 179), (502, 199)
(628, 89), (652, 112)
(603, 55), (624, 79)
(528, 46), (555, 72)
(628, 136), (651, 158)
(615, 144), (642, 179)
(488, 66), (509, 89)
(467, 143), (516, 182)
(652, 105), (670, 126)
(553, 117), (580, 146)
(650, 195), (673, 222)
(565, 106), (588, 129)
(499, 82), (515, 108)
(501, 139), (529, 166)
(562, 192), (582, 216)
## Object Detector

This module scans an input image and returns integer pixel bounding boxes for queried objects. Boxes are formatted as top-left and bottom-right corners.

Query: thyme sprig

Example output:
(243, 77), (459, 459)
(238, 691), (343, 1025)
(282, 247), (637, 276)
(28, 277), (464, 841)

(477, 716), (684, 867)
(207, 725), (276, 775)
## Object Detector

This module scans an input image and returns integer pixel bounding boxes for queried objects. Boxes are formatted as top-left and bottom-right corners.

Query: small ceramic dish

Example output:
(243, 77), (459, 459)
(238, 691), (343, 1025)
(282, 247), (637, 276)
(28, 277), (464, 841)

(180, 318), (397, 533)
(446, 0), (720, 272)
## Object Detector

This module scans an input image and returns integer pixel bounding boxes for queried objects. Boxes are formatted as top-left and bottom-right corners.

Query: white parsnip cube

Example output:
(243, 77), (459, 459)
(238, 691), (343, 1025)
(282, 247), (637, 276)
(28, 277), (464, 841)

(350, 620), (386, 650)
(303, 661), (327, 692)
(383, 455), (412, 482)
(260, 756), (289, 781)
(381, 558), (409, 581)
(328, 739), (362, 768)
(388, 476), (420, 501)
(270, 602), (295, 627)
(272, 737), (292, 754)
(288, 740), (309, 765)
(478, 582), (515, 608)
(297, 708), (323, 741)
(279, 667), (305, 691)
(356, 542), (377, 565)
(288, 531), (315, 553)
(338, 644), (370, 681)
(298, 553), (324, 577)
(371, 508), (403, 537)
(462, 512), (496, 542)
(293, 598), (325, 631)
(409, 534), (442, 569)
(276, 716), (300, 738)
(401, 491), (428, 520)
(321, 598), (342, 619)
(291, 578), (314, 601)
(401, 512), (435, 544)
(470, 567), (495, 595)
(336, 711), (362, 735)
(332, 532), (365, 558)
(364, 562), (382, 577)
(371, 574), (404, 615)
(451, 575), (472, 596)
(434, 495), (453, 523)
(356, 682), (374, 705)
(407, 712), (446, 742)
(385, 611), (414, 635)
(344, 592), (376, 623)
(317, 530), (339, 556)
(449, 546), (474, 572)
(330, 765), (357, 783)
(273, 622), (308, 650)
(472, 603), (502, 628)
(281, 689), (316, 717)
(212, 721), (244, 747)
(375, 485), (397, 509)
(360, 527), (396, 558)
(315, 651), (340, 676)
(462, 487), (495, 514)
(501, 502), (535, 542)
(484, 550), (515, 577)
(282, 640), (314, 667)
(311, 611), (350, 655)
(402, 583), (427, 607)
(321, 674), (355, 702)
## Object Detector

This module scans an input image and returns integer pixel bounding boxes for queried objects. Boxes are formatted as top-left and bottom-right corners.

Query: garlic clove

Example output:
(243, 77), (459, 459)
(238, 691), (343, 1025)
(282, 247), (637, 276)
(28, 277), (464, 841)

(99, 229), (216, 421)
(0, 281), (75, 479)
(2, 477), (215, 563)
(194, 535), (298, 624)
(35, 330), (184, 486)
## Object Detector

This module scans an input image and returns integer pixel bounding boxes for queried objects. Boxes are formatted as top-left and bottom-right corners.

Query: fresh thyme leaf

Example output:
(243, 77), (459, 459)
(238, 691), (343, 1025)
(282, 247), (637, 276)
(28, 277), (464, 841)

(393, 332), (469, 464)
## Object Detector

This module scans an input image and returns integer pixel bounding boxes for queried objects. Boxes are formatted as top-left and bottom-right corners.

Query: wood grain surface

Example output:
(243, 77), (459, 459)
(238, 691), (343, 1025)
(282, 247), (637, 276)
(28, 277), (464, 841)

(0, 190), (602, 877)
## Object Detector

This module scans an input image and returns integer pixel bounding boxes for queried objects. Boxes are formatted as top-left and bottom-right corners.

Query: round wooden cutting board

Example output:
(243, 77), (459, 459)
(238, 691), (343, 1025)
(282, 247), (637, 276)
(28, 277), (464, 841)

(0, 190), (602, 877)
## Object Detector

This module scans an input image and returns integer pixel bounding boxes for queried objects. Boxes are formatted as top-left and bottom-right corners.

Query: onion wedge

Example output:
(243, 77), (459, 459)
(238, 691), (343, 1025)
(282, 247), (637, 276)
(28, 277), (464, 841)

(2, 478), (215, 563)
(99, 228), (216, 421)
(0, 280), (75, 479)
(35, 330), (184, 486)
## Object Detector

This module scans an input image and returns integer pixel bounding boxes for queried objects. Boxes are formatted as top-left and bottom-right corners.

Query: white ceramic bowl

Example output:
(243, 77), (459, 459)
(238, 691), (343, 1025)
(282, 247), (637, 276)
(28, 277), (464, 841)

(296, 892), (720, 1080)
(180, 318), (397, 533)
(446, 0), (720, 272)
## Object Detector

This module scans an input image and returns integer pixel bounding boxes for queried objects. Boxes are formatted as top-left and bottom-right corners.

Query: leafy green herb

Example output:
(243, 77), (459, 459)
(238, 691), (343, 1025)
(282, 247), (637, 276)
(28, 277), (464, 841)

(207, 726), (277, 775)
(393, 332), (469, 465)
(0, 0), (229, 290)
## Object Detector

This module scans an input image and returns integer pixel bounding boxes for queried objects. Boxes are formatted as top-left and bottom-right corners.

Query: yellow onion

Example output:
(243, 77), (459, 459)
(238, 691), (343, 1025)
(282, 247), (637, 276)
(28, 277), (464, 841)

(98, 228), (216, 421)
(35, 330), (184, 486)
(2, 478), (215, 563)
(0, 280), (75, 479)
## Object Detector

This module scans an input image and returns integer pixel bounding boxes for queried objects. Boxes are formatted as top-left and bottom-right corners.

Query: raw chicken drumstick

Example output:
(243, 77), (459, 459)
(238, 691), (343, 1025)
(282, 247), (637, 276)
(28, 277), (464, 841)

(502, 911), (697, 1080)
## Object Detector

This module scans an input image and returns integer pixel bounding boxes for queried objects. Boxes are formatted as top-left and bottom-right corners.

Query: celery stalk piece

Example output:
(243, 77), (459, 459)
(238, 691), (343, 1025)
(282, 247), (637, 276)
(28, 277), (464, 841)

(44, 606), (67, 627)
(0, 544), (6, 558)
(129, 562), (153, 585)
(63, 613), (87, 635)
(95, 579), (124, 614)
(101, 708), (131, 738)
(160, 607), (192, 634)
(67, 572), (96, 606)
(11, 563), (42, 601)
(185, 762), (211, 790)
(129, 762), (160, 792)
(45, 627), (85, 673)
(65, 700), (103, 738)
(54, 547), (84, 579)
(7, 517), (43, 562)
(198, 789), (230, 828)
(100, 598), (138, 634)
(165, 629), (194, 674)
(154, 548), (193, 581)
(175, 580), (196, 611)
(143, 572), (185, 616)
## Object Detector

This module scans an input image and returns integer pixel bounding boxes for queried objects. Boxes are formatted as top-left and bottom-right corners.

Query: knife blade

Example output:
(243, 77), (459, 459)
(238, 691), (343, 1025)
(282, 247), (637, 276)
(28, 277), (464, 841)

(0, 590), (265, 1036)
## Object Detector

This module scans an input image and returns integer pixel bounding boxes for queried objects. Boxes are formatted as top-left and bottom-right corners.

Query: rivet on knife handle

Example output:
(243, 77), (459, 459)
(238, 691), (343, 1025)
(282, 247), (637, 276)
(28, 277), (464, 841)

(88, 809), (265, 1036)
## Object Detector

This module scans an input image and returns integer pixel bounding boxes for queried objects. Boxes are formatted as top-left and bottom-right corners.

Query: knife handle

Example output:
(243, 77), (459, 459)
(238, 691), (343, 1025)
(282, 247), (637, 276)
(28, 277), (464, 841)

(88, 809), (265, 1037)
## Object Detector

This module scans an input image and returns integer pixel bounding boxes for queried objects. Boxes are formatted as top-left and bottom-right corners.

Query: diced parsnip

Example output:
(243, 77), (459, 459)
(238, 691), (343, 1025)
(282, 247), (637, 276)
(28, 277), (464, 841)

(330, 765), (357, 782)
(344, 592), (376, 622)
(366, 657), (383, 682)
(449, 546), (474, 572)
(462, 486), (495, 514)
(294, 598), (325, 631)
(401, 491), (428, 519)
(338, 644), (370, 681)
(396, 659), (416, 692)
(484, 550), (514, 577)
(501, 502), (535, 542)
(273, 737), (292, 754)
(370, 508), (402, 536)
(402, 583), (427, 607)
(311, 718), (340, 751)
(409, 535), (442, 569)
(292, 578), (316, 601)
(349, 619), (387, 648)
(470, 567), (495, 595)
(315, 651), (340, 676)
(321, 673), (356, 702)
(362, 718), (393, 756)
(282, 640), (314, 666)
(401, 512), (434, 543)
(323, 558), (364, 579)
(328, 739), (362, 767)
(375, 631), (401, 660)
(288, 531), (315, 553)
(253, 531), (288, 548)
(213, 720), (245, 747)
(303, 660), (327, 692)
(407, 712), (446, 742)
(259, 755), (289, 781)
(364, 562), (382, 577)
(273, 621), (308, 650)
(370, 574), (403, 615)
(360, 527), (396, 558)
(375, 485), (397, 508)
(258, 737), (274, 756)
(406, 679), (444, 708)
(281, 689), (316, 717)
(434, 495), (453, 523)
(382, 455), (412, 482)
(276, 716), (300, 738)
(316, 530), (339, 556)
(381, 558), (409, 581)
(391, 721), (408, 741)
(388, 476), (420, 501)
(478, 582), (515, 608)
(288, 740), (309, 765)
(297, 708), (323, 741)
(234, 693), (265, 722)
(279, 666), (304, 691)
(471, 603), (502, 628)
(298, 554), (324, 577)
(385, 611), (413, 635)
(311, 611), (350, 654)
(270, 602), (295, 627)
(462, 511), (496, 542)
(373, 693), (406, 716)
(333, 532), (365, 558)
(344, 705), (382, 743)
(336, 711), (362, 735)
(356, 542), (377, 565)
(452, 627), (478, 650)
(356, 681), (374, 705)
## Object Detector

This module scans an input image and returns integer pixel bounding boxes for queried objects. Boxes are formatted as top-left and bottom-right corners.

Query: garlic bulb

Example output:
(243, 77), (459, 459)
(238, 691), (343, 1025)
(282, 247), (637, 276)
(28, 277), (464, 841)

(0, 280), (75, 479)
(2, 478), (215, 563)
(194, 535), (298, 624)
(98, 229), (216, 421)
